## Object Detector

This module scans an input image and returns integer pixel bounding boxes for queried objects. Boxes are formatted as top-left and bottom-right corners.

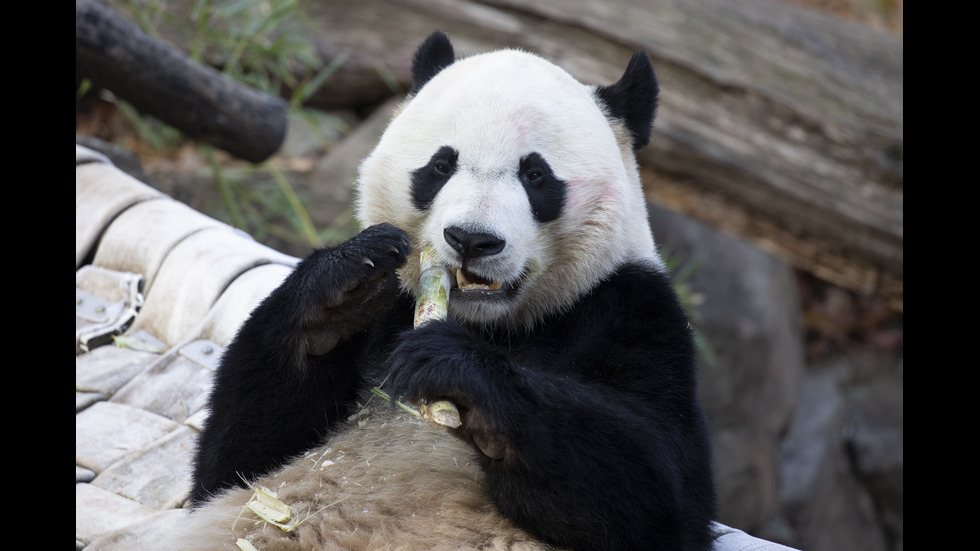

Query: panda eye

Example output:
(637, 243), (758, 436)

(434, 160), (452, 175)
(525, 168), (545, 186)
(431, 149), (457, 177)
(519, 156), (548, 188)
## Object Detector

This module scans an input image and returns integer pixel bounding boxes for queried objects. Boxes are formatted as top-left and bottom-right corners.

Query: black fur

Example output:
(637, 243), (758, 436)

(596, 50), (659, 150)
(189, 223), (411, 504)
(409, 31), (456, 95)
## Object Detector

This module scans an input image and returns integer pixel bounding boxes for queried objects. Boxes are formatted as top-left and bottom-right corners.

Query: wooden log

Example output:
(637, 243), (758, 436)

(295, 0), (903, 310)
(95, 0), (902, 309)
(505, 0), (902, 309)
(75, 0), (287, 163)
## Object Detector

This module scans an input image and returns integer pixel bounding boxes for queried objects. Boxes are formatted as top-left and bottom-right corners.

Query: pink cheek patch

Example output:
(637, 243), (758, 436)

(565, 176), (622, 213)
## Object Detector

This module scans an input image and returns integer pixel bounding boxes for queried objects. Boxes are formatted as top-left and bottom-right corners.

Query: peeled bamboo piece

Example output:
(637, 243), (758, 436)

(413, 245), (462, 429)
(414, 244), (452, 328)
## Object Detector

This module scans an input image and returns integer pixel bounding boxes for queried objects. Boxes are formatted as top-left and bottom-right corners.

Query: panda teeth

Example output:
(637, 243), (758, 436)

(456, 268), (504, 292)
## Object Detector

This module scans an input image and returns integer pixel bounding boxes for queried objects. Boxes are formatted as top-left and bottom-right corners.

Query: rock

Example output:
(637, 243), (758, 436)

(648, 202), (804, 534)
(844, 361), (903, 549)
(296, 97), (403, 246)
(648, 202), (902, 551)
(776, 351), (902, 551)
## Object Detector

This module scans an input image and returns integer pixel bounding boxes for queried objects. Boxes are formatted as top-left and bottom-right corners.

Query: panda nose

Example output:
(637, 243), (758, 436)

(444, 226), (506, 259)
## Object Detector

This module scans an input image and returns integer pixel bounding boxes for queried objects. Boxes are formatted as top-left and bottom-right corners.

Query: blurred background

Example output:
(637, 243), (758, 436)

(76, 1), (902, 549)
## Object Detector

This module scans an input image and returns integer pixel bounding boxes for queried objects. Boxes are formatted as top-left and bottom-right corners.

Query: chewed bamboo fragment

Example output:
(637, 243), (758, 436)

(413, 245), (462, 429)
(237, 486), (298, 532)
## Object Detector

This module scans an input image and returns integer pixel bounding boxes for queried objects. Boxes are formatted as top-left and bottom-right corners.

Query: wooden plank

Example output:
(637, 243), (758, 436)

(76, 156), (163, 268)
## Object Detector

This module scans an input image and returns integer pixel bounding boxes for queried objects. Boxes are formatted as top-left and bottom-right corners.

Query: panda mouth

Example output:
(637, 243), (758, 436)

(455, 268), (506, 293)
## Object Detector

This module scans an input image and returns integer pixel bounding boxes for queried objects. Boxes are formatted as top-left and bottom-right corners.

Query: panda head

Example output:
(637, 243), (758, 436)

(356, 31), (664, 328)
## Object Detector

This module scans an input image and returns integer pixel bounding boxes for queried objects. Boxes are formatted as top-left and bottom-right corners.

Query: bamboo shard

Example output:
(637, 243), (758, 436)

(419, 399), (462, 430)
(413, 245), (462, 429)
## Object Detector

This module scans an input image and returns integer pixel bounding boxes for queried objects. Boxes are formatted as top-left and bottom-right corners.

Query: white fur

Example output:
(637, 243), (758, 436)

(356, 49), (661, 328)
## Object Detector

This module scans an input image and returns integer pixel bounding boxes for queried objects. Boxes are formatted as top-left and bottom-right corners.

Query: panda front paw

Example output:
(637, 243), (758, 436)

(386, 320), (480, 404)
(321, 223), (411, 305)
(292, 223), (411, 355)
(386, 320), (519, 458)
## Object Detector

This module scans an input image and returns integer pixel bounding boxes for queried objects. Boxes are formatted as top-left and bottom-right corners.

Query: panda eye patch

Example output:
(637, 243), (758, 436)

(519, 152), (566, 223)
(411, 146), (459, 211)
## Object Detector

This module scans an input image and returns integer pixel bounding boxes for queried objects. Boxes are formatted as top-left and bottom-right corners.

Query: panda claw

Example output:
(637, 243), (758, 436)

(361, 257), (375, 268)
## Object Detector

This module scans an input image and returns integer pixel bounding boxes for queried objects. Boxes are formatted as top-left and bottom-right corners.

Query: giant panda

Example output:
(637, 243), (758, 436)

(170, 31), (716, 551)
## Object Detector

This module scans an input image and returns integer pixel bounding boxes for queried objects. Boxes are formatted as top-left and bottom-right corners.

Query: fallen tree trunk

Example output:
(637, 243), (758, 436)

(98, 0), (903, 310)
(75, 0), (287, 163)
(528, 0), (903, 311)
(296, 0), (903, 310)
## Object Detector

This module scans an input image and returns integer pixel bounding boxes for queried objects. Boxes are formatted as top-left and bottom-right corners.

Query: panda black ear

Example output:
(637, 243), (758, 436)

(595, 51), (659, 150)
(410, 31), (456, 95)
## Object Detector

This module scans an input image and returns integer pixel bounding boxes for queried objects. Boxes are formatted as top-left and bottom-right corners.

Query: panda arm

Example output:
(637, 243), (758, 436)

(189, 223), (411, 505)
(386, 265), (715, 550)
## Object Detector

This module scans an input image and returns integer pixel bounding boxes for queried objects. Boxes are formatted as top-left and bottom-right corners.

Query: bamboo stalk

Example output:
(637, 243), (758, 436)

(414, 244), (452, 328)
(413, 245), (462, 429)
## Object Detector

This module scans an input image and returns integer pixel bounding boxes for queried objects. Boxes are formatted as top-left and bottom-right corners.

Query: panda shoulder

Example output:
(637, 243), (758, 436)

(592, 260), (685, 316)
